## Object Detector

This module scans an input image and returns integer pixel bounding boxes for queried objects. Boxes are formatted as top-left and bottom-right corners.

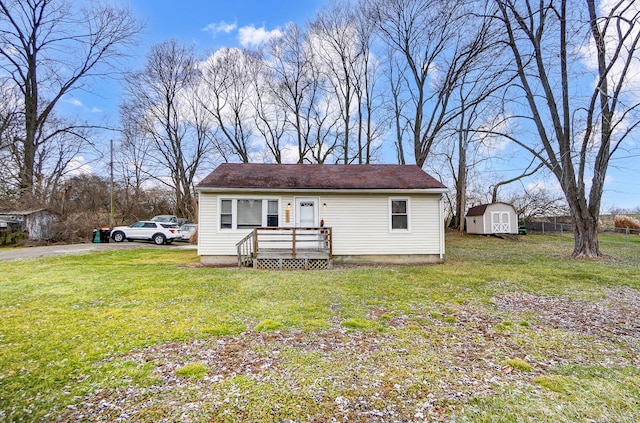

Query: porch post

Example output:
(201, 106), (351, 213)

(292, 228), (296, 259)
(253, 229), (258, 258)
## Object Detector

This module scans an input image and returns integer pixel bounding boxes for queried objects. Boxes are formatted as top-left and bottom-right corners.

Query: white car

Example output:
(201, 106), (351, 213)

(179, 223), (197, 241)
(110, 221), (181, 245)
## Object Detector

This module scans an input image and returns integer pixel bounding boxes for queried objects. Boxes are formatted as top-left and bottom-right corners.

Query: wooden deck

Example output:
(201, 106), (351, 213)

(236, 227), (332, 269)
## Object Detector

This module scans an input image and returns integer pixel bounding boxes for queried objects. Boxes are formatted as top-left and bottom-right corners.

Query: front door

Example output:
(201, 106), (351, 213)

(295, 197), (320, 250)
(295, 197), (319, 228)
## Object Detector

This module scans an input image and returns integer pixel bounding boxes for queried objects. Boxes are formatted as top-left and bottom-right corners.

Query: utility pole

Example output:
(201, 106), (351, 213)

(110, 139), (114, 228)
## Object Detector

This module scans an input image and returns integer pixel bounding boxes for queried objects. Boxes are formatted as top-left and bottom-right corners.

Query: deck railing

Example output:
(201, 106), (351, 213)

(236, 227), (332, 267)
(236, 231), (255, 267)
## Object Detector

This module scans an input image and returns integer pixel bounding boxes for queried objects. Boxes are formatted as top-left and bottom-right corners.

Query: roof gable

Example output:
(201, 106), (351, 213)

(197, 164), (446, 191)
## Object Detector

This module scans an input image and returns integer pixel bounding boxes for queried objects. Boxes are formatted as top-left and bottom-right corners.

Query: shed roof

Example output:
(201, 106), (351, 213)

(466, 202), (515, 217)
(466, 204), (489, 217)
(196, 164), (446, 191)
(0, 209), (53, 217)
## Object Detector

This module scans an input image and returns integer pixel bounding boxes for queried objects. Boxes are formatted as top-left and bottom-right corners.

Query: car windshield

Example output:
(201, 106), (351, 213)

(160, 223), (178, 228)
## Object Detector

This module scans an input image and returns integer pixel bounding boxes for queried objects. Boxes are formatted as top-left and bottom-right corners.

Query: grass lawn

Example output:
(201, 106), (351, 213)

(1, 233), (639, 422)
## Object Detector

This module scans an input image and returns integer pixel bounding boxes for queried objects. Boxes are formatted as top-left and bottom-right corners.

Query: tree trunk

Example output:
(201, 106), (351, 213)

(572, 215), (600, 257)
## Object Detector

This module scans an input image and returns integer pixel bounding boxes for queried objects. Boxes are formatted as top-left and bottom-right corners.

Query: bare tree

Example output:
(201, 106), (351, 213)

(112, 119), (155, 221)
(494, 0), (640, 257)
(121, 40), (211, 221)
(267, 23), (319, 162)
(200, 48), (257, 163)
(507, 187), (569, 221)
(310, 0), (384, 164)
(0, 0), (141, 199)
(352, 0), (385, 164)
(310, 2), (361, 163)
(245, 49), (289, 163)
(439, 3), (515, 231)
(368, 0), (474, 167)
(0, 80), (21, 201)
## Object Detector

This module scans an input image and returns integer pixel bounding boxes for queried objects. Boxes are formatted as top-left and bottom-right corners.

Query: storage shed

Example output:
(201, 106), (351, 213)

(0, 209), (56, 240)
(196, 164), (447, 267)
(465, 202), (518, 235)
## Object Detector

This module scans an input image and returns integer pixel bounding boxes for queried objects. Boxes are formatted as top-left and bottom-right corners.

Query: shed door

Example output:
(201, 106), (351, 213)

(491, 211), (511, 233)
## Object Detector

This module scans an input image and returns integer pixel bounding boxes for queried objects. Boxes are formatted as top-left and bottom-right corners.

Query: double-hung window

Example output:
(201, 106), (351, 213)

(390, 198), (409, 231)
(219, 198), (279, 230)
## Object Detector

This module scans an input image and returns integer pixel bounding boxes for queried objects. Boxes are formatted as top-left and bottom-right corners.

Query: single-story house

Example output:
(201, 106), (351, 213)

(465, 202), (518, 235)
(195, 164), (447, 267)
(0, 209), (56, 240)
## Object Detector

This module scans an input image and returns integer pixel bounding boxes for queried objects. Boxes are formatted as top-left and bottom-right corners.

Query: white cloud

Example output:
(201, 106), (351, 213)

(64, 156), (92, 177)
(203, 20), (237, 36)
(238, 25), (283, 48)
(64, 97), (83, 107)
(90, 107), (102, 113)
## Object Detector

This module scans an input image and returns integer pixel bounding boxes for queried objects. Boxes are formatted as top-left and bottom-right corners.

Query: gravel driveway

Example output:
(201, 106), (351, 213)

(0, 242), (195, 261)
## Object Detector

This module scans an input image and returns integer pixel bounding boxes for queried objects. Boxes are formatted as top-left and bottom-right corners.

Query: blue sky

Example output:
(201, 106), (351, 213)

(61, 0), (639, 211)
(65, 0), (327, 123)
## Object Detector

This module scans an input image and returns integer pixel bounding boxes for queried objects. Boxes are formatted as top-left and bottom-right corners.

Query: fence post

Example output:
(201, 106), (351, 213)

(626, 228), (629, 246)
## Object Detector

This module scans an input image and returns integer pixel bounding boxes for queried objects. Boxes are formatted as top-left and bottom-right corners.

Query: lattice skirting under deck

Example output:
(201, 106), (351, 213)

(254, 258), (330, 270)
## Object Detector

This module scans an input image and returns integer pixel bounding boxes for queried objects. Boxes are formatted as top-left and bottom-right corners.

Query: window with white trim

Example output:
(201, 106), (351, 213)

(219, 198), (279, 230)
(220, 199), (232, 229)
(390, 198), (409, 231)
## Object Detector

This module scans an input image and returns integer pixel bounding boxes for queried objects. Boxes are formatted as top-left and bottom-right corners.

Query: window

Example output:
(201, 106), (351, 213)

(220, 199), (232, 229)
(219, 198), (279, 230)
(267, 200), (279, 227)
(237, 199), (262, 229)
(390, 199), (409, 230)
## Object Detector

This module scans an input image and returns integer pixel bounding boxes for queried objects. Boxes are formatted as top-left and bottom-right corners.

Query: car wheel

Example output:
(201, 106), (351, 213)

(152, 233), (166, 245)
(112, 231), (125, 242)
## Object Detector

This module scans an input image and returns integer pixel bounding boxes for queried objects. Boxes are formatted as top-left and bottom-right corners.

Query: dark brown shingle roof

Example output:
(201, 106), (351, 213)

(197, 164), (446, 190)
(466, 204), (489, 217)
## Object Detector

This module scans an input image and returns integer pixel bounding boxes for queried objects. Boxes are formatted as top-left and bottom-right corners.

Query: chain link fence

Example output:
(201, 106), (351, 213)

(524, 219), (640, 250)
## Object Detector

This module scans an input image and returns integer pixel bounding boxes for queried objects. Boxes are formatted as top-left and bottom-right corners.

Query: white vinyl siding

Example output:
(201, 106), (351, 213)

(312, 194), (440, 256)
(198, 191), (443, 257)
(198, 193), (284, 256)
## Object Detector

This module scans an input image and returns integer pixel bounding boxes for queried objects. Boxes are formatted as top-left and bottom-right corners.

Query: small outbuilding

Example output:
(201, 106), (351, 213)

(196, 164), (447, 268)
(465, 202), (518, 235)
(0, 209), (56, 240)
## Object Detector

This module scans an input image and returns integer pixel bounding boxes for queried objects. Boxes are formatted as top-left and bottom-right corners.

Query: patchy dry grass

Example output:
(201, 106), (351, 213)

(1, 234), (639, 422)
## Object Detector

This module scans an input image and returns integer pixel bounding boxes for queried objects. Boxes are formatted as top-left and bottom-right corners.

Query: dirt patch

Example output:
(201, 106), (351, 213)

(57, 290), (640, 422)
(494, 287), (640, 341)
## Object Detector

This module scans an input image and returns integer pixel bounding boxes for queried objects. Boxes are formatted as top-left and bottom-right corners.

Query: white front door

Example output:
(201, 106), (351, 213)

(295, 197), (320, 250)
(491, 211), (511, 233)
(295, 197), (319, 227)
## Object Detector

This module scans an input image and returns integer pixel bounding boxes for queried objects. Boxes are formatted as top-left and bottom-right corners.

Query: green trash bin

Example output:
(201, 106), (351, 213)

(92, 229), (101, 243)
